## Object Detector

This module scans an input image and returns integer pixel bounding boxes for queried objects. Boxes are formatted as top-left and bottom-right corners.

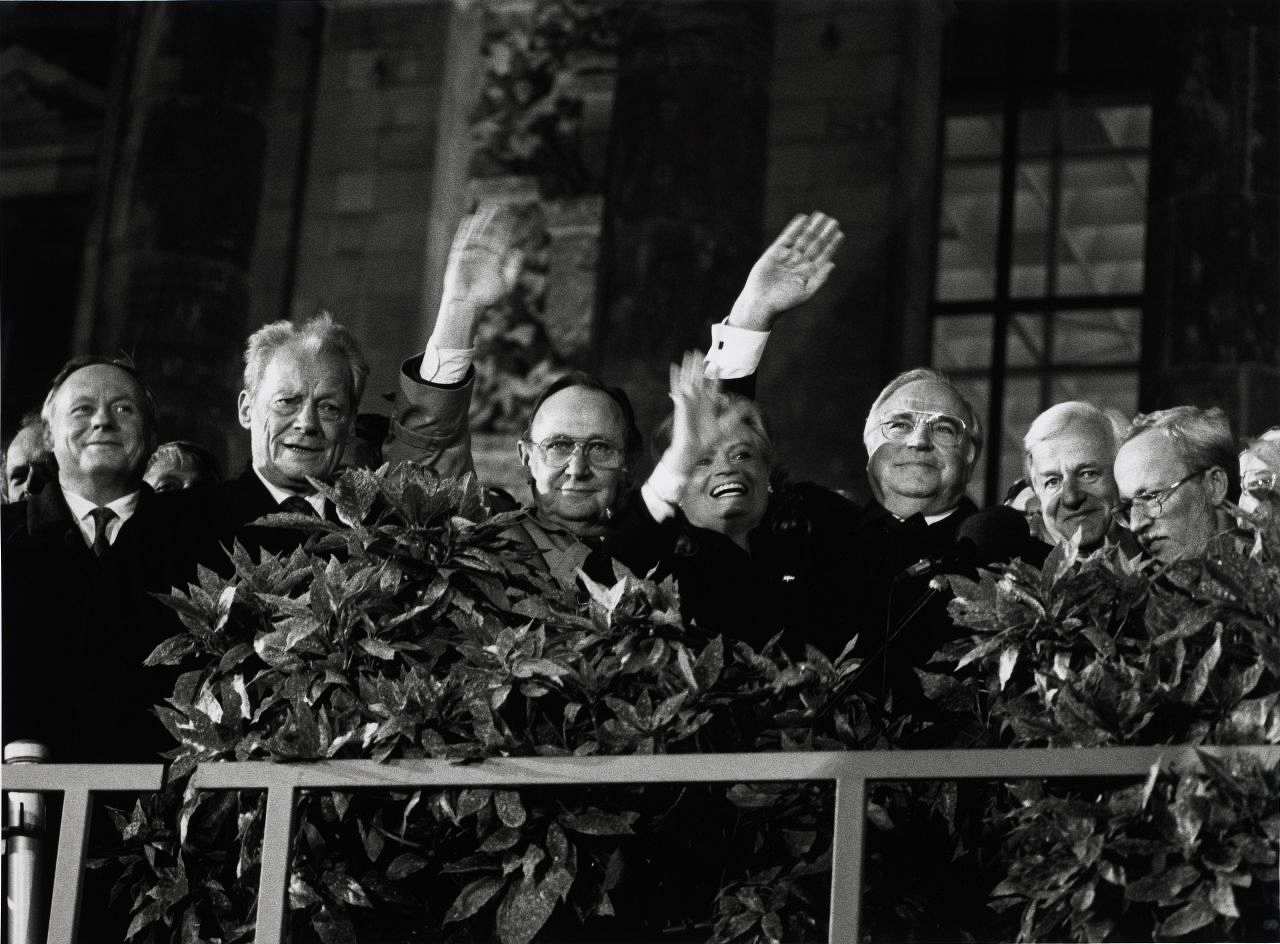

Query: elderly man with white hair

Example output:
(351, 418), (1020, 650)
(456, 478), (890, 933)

(1022, 401), (1125, 554)
(1113, 406), (1237, 565)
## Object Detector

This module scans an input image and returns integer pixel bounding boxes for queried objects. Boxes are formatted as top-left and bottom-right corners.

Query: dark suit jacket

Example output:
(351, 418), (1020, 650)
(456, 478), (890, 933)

(163, 355), (474, 583)
(1, 482), (188, 762)
(605, 481), (866, 658)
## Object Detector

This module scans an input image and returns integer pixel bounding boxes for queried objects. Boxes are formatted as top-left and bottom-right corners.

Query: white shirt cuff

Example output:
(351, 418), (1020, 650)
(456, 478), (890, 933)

(705, 320), (769, 379)
(418, 345), (475, 384)
(641, 460), (688, 522)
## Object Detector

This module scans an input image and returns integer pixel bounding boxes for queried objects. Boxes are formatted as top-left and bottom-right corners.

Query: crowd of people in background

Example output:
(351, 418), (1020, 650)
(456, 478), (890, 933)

(2, 207), (1278, 764)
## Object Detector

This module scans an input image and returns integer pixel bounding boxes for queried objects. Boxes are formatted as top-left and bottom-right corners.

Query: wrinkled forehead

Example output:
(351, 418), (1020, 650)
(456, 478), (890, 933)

(259, 344), (353, 400)
(1240, 450), (1279, 475)
(1115, 430), (1189, 492)
(56, 363), (145, 406)
(1029, 424), (1116, 474)
(530, 386), (625, 442)
(877, 380), (967, 422)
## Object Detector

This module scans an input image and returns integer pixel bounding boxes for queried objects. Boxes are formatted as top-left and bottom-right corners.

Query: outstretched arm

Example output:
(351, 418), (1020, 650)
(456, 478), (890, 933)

(707, 211), (843, 383)
(641, 351), (723, 522)
(421, 204), (525, 373)
(388, 205), (525, 475)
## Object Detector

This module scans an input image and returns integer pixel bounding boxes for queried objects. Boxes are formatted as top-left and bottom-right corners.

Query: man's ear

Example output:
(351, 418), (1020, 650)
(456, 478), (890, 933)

(516, 439), (532, 473)
(1206, 466), (1230, 504)
(237, 390), (253, 430)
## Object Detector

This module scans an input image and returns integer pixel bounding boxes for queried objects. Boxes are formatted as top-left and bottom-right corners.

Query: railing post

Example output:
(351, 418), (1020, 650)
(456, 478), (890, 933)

(254, 785), (297, 944)
(4, 741), (49, 944)
(829, 768), (866, 944)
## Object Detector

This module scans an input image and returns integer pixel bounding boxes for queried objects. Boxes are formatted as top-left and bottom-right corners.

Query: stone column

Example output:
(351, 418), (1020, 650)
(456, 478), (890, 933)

(593, 0), (774, 447)
(1142, 0), (1279, 435)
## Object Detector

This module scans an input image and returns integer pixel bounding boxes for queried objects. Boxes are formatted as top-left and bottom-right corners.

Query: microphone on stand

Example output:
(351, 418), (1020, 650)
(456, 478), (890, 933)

(896, 505), (1035, 581)
(834, 506), (1037, 713)
(4, 740), (50, 944)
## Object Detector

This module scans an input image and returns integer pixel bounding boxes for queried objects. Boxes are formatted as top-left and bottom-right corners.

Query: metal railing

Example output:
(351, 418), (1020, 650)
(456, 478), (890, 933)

(6, 744), (1279, 944)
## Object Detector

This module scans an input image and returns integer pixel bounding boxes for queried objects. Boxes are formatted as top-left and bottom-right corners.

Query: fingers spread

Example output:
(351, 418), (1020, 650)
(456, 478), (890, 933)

(801, 213), (843, 262)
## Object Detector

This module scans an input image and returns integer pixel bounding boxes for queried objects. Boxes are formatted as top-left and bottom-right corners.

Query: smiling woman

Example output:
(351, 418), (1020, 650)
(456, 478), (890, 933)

(607, 358), (865, 658)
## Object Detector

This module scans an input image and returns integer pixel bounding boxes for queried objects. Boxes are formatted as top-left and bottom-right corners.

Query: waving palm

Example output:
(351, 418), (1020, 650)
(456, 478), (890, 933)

(730, 212), (843, 330)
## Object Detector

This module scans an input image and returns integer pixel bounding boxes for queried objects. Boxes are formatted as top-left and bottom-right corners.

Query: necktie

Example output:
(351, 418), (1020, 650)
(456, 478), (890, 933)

(280, 496), (318, 517)
(89, 506), (117, 558)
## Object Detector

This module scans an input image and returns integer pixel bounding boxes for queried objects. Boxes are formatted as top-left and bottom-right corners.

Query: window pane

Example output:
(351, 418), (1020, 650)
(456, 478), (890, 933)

(1020, 101), (1151, 156)
(936, 163), (1001, 301)
(1007, 314), (1045, 368)
(1002, 377), (1041, 495)
(950, 375), (990, 505)
(1011, 160), (1050, 297)
(933, 315), (993, 370)
(1050, 371), (1139, 422)
(1052, 309), (1141, 365)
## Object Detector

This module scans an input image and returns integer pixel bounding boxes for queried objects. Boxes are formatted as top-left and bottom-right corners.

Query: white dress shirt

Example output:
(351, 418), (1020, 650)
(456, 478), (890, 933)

(252, 468), (327, 517)
(62, 488), (141, 549)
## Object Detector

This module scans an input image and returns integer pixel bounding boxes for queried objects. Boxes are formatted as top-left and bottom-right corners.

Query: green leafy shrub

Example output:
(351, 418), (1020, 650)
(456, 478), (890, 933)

(100, 466), (888, 943)
(98, 467), (1279, 943)
(939, 521), (1280, 942)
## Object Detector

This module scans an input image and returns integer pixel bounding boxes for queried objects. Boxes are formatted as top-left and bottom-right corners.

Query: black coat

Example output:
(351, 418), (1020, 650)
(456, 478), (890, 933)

(164, 466), (343, 583)
(606, 482), (867, 658)
(1, 483), (190, 762)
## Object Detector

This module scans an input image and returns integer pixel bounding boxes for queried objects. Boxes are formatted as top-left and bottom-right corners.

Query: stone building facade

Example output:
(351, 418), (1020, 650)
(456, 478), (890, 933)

(2, 0), (1276, 501)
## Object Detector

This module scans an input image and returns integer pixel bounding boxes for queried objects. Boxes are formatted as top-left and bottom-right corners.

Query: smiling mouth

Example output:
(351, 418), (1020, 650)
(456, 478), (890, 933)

(282, 443), (321, 453)
(710, 482), (748, 498)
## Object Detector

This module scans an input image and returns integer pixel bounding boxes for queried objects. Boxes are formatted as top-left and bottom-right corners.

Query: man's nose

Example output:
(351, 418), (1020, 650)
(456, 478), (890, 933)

(91, 404), (117, 428)
(292, 400), (321, 431)
(1060, 476), (1085, 507)
(564, 445), (592, 477)
(905, 420), (933, 448)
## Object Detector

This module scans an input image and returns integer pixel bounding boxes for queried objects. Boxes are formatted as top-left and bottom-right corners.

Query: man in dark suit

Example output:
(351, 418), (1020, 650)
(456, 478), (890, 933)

(848, 369), (1049, 715)
(2, 357), (183, 762)
(171, 301), (483, 578)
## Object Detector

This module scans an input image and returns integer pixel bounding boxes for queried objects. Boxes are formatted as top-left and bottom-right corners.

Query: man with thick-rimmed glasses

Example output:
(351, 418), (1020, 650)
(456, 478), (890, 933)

(1113, 406), (1236, 565)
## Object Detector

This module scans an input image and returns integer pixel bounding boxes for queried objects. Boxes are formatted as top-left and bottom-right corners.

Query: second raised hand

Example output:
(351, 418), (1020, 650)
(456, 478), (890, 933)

(665, 350), (723, 481)
(728, 210), (844, 332)
(432, 204), (527, 349)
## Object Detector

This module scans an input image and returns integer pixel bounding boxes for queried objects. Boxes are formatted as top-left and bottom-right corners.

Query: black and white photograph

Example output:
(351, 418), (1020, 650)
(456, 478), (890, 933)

(2, 0), (1278, 941)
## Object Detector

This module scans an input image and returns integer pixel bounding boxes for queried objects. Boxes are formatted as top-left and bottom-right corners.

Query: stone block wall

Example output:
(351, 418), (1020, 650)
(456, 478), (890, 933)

(285, 1), (450, 411)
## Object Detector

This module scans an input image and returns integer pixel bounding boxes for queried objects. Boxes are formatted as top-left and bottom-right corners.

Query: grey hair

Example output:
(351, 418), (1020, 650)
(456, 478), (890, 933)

(1240, 436), (1280, 471)
(862, 367), (983, 458)
(242, 312), (369, 406)
(1022, 401), (1122, 480)
(1123, 405), (1238, 495)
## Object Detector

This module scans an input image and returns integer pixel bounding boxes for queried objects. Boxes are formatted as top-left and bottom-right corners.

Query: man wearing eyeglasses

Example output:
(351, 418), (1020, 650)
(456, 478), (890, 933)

(1113, 406), (1236, 565)
(861, 368), (982, 531)
(1238, 437), (1280, 520)
(517, 373), (639, 543)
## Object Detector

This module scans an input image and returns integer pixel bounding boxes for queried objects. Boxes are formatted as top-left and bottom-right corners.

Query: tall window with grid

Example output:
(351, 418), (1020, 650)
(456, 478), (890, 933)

(930, 2), (1155, 505)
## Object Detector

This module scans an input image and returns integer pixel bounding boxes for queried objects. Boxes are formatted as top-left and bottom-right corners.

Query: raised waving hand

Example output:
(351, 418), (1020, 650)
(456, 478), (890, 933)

(728, 211), (843, 332)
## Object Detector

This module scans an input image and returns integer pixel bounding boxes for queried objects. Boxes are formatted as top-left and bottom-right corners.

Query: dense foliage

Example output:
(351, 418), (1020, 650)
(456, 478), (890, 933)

(937, 514), (1280, 942)
(95, 468), (1279, 943)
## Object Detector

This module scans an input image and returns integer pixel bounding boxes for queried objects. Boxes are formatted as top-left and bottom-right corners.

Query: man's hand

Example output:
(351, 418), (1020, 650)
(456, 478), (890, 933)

(431, 204), (525, 348)
(727, 211), (843, 332)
